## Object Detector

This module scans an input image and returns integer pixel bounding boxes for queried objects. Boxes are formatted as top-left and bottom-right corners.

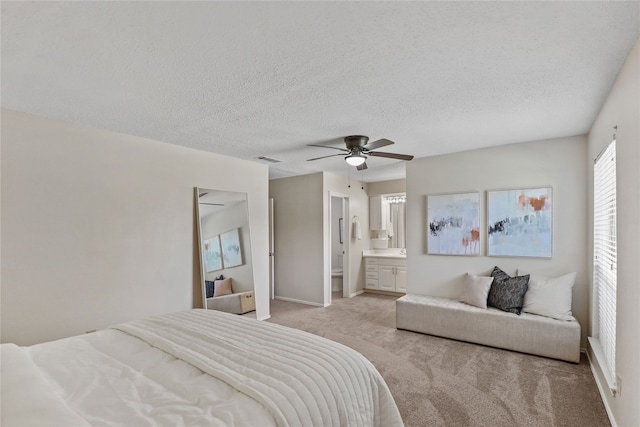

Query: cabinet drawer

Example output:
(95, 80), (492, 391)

(379, 258), (406, 267)
(365, 264), (378, 272)
(365, 257), (378, 265)
(366, 271), (379, 279)
(365, 279), (379, 289)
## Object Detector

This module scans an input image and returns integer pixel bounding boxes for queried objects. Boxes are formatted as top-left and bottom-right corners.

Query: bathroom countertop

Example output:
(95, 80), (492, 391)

(362, 250), (406, 259)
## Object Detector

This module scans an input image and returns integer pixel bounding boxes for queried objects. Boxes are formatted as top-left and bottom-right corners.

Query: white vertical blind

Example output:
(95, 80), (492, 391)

(592, 139), (617, 389)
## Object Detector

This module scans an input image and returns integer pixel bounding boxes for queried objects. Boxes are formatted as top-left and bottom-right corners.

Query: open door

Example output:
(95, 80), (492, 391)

(328, 192), (350, 305)
(268, 198), (275, 300)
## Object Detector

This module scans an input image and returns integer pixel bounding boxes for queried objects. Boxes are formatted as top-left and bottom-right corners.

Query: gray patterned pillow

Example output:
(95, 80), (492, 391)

(490, 266), (511, 283)
(488, 267), (530, 315)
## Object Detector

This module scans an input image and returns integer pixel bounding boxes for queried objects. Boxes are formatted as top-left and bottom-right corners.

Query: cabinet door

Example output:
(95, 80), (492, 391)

(369, 196), (388, 230)
(378, 265), (395, 291)
(369, 196), (381, 230)
(395, 266), (407, 293)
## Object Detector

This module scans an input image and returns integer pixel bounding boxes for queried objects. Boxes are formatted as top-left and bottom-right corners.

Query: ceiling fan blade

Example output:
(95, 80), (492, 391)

(307, 143), (349, 152)
(356, 162), (368, 171)
(364, 138), (394, 151)
(307, 153), (345, 161)
(369, 151), (414, 161)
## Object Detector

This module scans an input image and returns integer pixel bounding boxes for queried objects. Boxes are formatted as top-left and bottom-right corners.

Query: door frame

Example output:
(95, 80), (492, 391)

(268, 198), (275, 300)
(328, 191), (350, 305)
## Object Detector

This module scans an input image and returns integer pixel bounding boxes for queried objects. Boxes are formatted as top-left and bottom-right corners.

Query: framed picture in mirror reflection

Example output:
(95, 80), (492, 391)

(203, 235), (223, 272)
(221, 228), (243, 268)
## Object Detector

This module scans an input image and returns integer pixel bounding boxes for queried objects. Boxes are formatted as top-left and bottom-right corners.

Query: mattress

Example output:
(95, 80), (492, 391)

(1, 309), (403, 426)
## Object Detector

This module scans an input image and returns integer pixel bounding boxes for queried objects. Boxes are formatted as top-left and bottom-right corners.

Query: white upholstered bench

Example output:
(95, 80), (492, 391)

(206, 291), (256, 314)
(396, 294), (581, 363)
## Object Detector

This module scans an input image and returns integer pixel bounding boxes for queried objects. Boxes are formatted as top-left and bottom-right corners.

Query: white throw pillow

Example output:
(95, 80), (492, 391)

(459, 274), (494, 309)
(519, 271), (577, 320)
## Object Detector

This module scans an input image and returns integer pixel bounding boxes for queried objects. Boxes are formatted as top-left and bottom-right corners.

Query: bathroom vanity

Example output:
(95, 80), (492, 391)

(363, 250), (406, 294)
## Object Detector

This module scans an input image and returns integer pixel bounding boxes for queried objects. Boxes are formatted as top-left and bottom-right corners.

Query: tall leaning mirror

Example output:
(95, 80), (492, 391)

(196, 188), (256, 315)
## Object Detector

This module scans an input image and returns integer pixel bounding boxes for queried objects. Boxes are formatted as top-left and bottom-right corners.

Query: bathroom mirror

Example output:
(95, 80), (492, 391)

(196, 187), (254, 311)
(385, 193), (406, 249)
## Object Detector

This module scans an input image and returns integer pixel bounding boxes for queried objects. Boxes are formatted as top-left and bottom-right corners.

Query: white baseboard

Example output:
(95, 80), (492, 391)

(274, 296), (324, 307)
(349, 290), (364, 298)
(585, 348), (617, 427)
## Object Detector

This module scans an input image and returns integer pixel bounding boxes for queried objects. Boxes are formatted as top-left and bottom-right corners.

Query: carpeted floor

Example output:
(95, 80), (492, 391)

(267, 293), (609, 427)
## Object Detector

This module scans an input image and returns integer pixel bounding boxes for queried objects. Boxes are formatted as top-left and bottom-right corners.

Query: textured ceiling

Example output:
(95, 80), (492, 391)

(2, 2), (639, 182)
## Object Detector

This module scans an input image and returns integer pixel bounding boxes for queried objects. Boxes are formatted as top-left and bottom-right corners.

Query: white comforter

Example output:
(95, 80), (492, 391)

(1, 309), (403, 427)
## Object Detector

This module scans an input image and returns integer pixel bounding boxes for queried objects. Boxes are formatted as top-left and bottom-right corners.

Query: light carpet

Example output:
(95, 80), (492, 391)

(267, 293), (609, 427)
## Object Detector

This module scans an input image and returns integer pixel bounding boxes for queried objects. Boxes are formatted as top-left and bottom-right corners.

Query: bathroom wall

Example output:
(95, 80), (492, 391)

(269, 171), (369, 306)
(368, 179), (407, 248)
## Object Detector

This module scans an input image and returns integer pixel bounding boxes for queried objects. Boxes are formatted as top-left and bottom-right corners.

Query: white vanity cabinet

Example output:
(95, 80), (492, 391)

(378, 259), (406, 292)
(365, 257), (380, 289)
(364, 256), (406, 293)
(369, 196), (388, 230)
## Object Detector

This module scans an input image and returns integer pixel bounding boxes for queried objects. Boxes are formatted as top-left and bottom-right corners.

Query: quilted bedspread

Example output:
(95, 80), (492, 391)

(1, 309), (403, 427)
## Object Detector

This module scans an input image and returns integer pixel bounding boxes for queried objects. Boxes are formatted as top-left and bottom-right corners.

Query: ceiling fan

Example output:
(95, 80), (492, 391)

(306, 135), (414, 170)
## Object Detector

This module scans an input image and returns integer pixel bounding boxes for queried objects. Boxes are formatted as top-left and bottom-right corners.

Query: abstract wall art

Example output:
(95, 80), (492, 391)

(203, 235), (223, 272)
(487, 187), (552, 258)
(220, 228), (243, 268)
(427, 192), (481, 256)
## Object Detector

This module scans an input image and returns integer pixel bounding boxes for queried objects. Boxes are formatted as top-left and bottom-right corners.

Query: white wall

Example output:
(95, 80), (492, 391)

(268, 171), (370, 306)
(587, 37), (639, 426)
(406, 135), (589, 343)
(323, 172), (370, 298)
(269, 173), (325, 305)
(1, 109), (270, 345)
(368, 179), (406, 196)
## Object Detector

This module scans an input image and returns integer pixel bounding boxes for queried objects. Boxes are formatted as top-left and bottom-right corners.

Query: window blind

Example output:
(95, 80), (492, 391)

(592, 140), (617, 391)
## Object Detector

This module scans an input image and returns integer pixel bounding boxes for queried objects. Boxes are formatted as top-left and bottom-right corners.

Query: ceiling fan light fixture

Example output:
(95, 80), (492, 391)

(345, 153), (366, 166)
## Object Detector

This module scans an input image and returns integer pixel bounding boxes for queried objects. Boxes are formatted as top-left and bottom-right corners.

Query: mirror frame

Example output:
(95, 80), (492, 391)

(195, 187), (254, 310)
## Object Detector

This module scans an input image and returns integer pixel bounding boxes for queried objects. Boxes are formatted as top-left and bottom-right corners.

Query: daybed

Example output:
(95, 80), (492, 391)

(2, 309), (403, 426)
(396, 294), (581, 363)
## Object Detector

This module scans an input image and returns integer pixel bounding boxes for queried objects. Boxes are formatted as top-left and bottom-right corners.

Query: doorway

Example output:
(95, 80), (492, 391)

(268, 198), (275, 300)
(329, 192), (350, 305)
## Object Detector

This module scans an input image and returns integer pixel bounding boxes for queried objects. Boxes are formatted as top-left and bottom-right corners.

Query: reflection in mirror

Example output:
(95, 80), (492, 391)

(385, 193), (406, 249)
(196, 188), (255, 315)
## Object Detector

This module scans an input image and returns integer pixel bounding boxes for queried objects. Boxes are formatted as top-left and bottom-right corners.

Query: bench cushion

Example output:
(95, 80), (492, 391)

(396, 294), (580, 363)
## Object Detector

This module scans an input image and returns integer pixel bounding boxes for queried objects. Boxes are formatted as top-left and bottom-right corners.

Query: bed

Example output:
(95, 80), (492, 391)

(1, 309), (403, 426)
